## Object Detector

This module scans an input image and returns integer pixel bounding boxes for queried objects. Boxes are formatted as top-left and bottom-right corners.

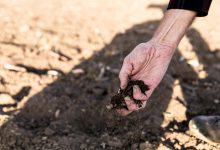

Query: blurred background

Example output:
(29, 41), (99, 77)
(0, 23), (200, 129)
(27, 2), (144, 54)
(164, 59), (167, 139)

(0, 0), (219, 149)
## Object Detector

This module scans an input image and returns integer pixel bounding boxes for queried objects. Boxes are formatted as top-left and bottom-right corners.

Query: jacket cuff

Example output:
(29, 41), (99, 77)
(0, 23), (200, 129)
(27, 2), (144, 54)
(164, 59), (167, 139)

(167, 0), (212, 17)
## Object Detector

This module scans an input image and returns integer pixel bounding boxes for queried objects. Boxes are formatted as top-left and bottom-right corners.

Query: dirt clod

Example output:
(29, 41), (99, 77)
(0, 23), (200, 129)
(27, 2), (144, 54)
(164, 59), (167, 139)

(110, 80), (149, 110)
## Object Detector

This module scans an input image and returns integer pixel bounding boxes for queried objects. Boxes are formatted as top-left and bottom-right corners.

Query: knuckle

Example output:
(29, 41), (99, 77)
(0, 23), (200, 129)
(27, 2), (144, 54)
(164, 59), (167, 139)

(137, 43), (147, 49)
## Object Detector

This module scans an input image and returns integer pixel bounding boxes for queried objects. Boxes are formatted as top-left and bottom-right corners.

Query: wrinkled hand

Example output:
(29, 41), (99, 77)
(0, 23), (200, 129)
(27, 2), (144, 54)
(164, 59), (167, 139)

(118, 40), (176, 116)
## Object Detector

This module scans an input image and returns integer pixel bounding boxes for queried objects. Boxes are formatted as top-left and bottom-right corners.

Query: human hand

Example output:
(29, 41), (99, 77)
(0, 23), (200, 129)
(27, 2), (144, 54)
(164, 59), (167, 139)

(118, 40), (176, 116)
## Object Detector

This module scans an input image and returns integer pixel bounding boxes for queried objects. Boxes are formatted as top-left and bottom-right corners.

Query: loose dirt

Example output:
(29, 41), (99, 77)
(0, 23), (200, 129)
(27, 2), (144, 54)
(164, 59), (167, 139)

(110, 80), (149, 110)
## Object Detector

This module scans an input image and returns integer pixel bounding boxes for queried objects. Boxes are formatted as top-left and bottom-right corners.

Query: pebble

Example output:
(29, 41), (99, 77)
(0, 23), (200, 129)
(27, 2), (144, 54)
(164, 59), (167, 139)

(100, 142), (106, 149)
(187, 59), (200, 67)
(174, 79), (180, 85)
(55, 109), (60, 118)
(3, 63), (26, 72)
(214, 99), (219, 104)
(198, 71), (207, 79)
(0, 94), (16, 105)
(72, 68), (85, 75)
(178, 56), (185, 63)
(42, 137), (47, 141)
(47, 70), (60, 76)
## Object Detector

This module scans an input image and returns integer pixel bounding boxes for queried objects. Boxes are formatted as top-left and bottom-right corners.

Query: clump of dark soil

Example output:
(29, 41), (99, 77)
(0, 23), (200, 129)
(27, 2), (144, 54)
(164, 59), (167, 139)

(109, 80), (149, 110)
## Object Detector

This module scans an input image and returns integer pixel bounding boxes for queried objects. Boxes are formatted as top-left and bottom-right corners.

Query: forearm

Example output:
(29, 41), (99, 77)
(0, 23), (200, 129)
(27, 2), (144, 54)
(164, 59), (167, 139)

(152, 9), (196, 47)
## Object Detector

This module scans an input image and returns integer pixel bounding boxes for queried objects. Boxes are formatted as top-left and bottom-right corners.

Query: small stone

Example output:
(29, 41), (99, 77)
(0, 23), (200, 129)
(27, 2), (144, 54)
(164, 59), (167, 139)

(198, 71), (207, 79)
(192, 124), (197, 129)
(100, 142), (106, 149)
(47, 70), (60, 76)
(174, 79), (180, 85)
(0, 115), (10, 126)
(106, 104), (113, 110)
(174, 125), (178, 130)
(72, 68), (85, 75)
(55, 109), (60, 118)
(178, 56), (185, 62)
(214, 99), (219, 104)
(42, 136), (47, 140)
(187, 59), (200, 67)
(81, 108), (86, 112)
(3, 63), (26, 72)
(0, 94), (16, 105)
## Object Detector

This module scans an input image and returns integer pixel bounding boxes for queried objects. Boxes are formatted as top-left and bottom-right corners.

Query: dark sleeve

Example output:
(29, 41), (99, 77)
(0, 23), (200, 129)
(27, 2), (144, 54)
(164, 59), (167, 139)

(167, 0), (212, 17)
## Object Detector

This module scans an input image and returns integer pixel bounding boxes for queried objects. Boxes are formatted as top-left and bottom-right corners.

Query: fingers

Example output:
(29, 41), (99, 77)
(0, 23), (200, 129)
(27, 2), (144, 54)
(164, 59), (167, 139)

(116, 109), (132, 116)
(116, 96), (139, 116)
(116, 96), (146, 116)
(133, 85), (148, 101)
(124, 96), (140, 111)
(119, 58), (133, 89)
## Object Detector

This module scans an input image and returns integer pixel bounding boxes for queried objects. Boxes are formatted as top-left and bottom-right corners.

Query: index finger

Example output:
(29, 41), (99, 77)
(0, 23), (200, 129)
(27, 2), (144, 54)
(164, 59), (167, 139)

(119, 58), (133, 89)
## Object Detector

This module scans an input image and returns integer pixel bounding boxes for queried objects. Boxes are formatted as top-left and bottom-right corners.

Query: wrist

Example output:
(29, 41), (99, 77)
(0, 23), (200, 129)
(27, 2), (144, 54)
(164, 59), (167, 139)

(144, 38), (177, 58)
(152, 9), (196, 47)
(149, 37), (177, 49)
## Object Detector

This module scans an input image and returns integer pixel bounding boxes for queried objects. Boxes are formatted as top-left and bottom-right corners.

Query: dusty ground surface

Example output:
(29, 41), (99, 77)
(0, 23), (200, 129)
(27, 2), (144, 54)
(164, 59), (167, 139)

(0, 0), (220, 149)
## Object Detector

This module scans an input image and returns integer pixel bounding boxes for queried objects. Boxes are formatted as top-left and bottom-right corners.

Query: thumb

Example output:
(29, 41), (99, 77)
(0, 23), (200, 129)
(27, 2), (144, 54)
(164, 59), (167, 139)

(119, 58), (133, 89)
(133, 85), (147, 101)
